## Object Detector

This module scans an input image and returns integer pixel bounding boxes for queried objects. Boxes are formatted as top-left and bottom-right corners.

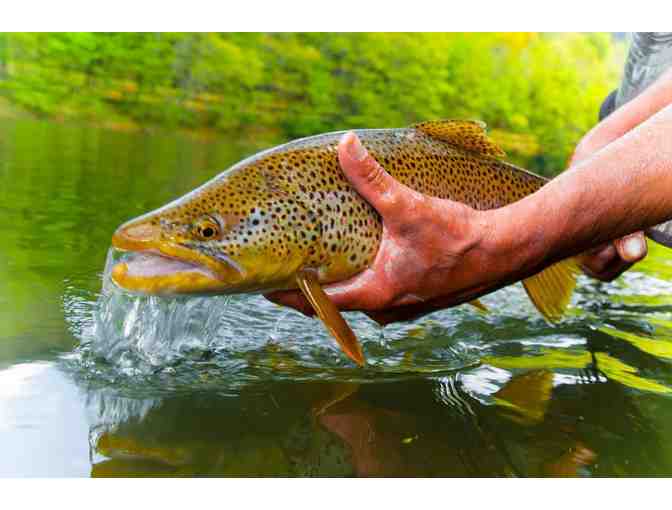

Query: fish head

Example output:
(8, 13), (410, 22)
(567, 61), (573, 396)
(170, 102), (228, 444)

(110, 166), (322, 295)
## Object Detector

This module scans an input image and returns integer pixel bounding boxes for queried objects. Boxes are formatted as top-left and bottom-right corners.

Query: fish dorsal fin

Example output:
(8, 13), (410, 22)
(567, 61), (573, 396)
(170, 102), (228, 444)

(296, 269), (365, 366)
(523, 257), (581, 322)
(413, 119), (506, 158)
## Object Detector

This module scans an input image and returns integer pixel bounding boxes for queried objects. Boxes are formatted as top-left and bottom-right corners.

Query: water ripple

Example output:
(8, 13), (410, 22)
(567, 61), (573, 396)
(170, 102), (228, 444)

(62, 254), (489, 395)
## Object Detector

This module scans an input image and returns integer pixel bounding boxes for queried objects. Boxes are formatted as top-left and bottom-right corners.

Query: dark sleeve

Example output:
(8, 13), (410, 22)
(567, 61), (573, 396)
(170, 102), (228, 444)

(598, 89), (618, 121)
(601, 33), (672, 246)
(617, 32), (672, 107)
(600, 33), (672, 121)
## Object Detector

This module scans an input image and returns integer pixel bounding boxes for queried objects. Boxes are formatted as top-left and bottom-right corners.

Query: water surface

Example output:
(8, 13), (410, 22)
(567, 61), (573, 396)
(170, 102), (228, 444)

(2, 118), (672, 477)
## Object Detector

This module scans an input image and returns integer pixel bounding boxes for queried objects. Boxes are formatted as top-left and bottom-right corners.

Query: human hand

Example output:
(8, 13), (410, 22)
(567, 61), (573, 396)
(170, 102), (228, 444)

(265, 132), (514, 323)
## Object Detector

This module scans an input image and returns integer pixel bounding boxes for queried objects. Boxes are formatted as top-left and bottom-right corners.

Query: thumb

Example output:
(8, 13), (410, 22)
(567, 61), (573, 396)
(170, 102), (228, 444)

(614, 231), (648, 263)
(338, 131), (412, 218)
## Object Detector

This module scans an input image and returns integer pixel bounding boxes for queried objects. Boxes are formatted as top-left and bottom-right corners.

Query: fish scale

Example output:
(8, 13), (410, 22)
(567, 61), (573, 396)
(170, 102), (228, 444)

(111, 120), (580, 366)
(154, 127), (543, 284)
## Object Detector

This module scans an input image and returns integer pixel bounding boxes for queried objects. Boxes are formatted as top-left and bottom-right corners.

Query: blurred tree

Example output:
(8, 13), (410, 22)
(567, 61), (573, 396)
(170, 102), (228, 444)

(0, 33), (7, 80)
(0, 33), (625, 175)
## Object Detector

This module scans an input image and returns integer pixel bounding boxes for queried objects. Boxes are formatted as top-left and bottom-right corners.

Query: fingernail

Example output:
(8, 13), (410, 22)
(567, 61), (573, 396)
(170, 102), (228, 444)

(623, 235), (645, 259)
(345, 132), (367, 161)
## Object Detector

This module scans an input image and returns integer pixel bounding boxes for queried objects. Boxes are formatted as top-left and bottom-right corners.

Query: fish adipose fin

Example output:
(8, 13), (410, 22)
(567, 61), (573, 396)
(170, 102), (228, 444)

(522, 258), (581, 322)
(413, 119), (506, 159)
(296, 269), (365, 366)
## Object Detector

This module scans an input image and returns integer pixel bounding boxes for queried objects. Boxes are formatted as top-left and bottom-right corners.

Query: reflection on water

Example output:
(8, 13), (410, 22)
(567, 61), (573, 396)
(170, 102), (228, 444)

(2, 118), (672, 476)
(78, 369), (662, 477)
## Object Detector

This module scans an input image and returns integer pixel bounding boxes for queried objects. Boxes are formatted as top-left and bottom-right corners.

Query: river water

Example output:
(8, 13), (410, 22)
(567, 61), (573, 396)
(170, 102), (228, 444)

(2, 117), (672, 477)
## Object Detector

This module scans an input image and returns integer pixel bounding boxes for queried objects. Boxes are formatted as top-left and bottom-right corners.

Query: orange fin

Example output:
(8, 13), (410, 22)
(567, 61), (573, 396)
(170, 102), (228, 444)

(296, 270), (365, 366)
(413, 119), (506, 158)
(494, 369), (554, 426)
(523, 257), (581, 322)
(469, 299), (488, 313)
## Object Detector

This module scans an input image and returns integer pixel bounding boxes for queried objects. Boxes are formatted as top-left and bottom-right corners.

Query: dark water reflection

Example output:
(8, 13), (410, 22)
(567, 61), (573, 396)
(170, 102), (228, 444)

(2, 118), (672, 477)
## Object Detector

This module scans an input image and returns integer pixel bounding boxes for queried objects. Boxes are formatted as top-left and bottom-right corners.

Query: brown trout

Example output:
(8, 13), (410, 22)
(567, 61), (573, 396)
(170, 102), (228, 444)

(111, 120), (579, 366)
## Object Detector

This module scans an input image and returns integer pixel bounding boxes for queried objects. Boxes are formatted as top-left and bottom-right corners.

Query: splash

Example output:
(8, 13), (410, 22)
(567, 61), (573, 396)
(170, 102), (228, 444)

(64, 248), (484, 392)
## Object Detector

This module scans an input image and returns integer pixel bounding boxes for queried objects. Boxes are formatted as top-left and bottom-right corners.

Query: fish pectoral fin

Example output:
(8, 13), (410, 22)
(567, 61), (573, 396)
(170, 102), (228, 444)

(523, 257), (581, 322)
(296, 270), (365, 366)
(468, 299), (489, 313)
(413, 119), (506, 158)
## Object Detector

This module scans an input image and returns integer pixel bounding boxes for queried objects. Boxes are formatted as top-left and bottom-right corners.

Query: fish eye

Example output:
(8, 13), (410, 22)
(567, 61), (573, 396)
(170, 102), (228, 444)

(194, 216), (221, 241)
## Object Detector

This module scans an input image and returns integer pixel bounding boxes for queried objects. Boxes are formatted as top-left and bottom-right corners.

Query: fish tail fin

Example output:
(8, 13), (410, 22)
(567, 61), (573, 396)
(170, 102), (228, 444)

(522, 258), (581, 322)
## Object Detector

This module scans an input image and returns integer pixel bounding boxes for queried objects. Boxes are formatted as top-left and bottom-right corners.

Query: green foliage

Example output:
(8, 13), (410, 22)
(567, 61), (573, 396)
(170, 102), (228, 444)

(0, 33), (625, 175)
(0, 33), (7, 77)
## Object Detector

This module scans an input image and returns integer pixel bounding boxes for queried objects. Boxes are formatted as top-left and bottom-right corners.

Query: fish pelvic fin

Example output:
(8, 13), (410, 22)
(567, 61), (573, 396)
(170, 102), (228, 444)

(296, 269), (365, 366)
(413, 119), (506, 159)
(468, 299), (489, 313)
(522, 258), (581, 322)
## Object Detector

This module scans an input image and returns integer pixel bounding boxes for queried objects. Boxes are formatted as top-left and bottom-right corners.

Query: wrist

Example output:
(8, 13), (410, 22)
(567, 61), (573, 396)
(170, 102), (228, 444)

(479, 205), (543, 283)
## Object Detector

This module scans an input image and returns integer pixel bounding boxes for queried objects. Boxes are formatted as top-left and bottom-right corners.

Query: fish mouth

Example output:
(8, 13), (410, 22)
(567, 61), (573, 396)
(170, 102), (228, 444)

(111, 251), (232, 295)
(110, 222), (244, 295)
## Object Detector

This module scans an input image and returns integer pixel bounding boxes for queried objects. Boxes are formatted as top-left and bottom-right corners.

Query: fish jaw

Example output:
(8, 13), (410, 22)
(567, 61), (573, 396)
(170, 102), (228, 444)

(110, 219), (246, 295)
(111, 252), (235, 295)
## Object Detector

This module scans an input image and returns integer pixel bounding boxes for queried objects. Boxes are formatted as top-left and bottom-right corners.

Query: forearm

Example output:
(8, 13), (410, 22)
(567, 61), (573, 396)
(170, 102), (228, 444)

(494, 103), (672, 277)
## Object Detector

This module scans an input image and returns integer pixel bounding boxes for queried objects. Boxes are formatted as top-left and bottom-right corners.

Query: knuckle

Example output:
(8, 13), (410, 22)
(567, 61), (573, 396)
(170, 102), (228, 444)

(584, 247), (615, 272)
(583, 257), (606, 274)
(361, 156), (388, 187)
